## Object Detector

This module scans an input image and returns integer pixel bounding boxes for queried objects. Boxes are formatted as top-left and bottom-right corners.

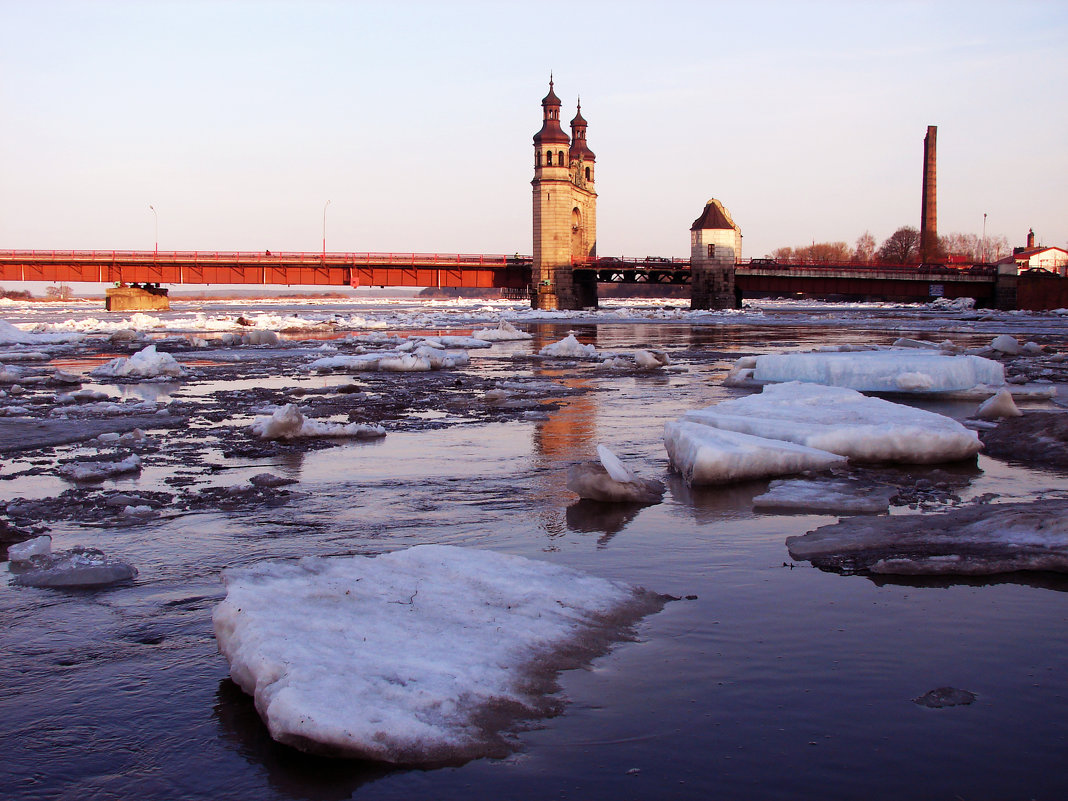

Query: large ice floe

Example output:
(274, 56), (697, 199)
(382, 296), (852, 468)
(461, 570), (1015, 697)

(91, 344), (186, 380)
(213, 544), (664, 764)
(566, 444), (666, 504)
(539, 334), (598, 359)
(753, 478), (897, 515)
(471, 319), (532, 342)
(249, 403), (386, 440)
(683, 382), (982, 464)
(726, 349), (1005, 394)
(7, 535), (138, 587)
(664, 420), (847, 485)
(786, 499), (1068, 576)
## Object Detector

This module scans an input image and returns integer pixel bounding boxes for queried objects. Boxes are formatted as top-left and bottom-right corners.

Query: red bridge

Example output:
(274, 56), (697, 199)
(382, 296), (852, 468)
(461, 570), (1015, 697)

(1, 248), (1053, 308)
(0, 249), (533, 291)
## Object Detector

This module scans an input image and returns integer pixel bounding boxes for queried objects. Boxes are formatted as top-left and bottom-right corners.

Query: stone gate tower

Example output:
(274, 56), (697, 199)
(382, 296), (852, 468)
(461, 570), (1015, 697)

(531, 78), (598, 310)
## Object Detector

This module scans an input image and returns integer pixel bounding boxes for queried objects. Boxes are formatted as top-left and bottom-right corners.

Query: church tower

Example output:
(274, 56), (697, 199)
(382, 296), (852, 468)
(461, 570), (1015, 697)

(532, 78), (598, 309)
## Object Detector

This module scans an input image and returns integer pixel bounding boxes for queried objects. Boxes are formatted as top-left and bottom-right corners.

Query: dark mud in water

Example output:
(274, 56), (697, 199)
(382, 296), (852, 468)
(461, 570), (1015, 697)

(2, 313), (1068, 801)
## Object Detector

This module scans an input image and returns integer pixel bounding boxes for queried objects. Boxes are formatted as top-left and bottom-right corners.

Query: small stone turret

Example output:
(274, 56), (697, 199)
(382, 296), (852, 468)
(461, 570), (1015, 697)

(689, 199), (740, 309)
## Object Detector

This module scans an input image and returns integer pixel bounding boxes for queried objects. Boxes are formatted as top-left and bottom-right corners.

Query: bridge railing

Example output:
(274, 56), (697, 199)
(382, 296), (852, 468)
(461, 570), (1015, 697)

(0, 249), (531, 267)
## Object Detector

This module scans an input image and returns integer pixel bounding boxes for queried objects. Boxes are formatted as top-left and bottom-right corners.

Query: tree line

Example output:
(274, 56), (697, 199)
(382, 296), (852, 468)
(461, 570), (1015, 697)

(771, 228), (1011, 265)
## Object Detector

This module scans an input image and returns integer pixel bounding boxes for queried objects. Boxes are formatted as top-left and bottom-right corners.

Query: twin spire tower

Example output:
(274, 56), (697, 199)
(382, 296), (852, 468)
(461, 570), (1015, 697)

(531, 78), (598, 310)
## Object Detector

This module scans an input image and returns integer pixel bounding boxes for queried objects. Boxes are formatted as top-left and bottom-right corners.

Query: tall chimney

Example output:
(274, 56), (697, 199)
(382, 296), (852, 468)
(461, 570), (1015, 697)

(1027, 228), (1035, 249)
(920, 125), (937, 263)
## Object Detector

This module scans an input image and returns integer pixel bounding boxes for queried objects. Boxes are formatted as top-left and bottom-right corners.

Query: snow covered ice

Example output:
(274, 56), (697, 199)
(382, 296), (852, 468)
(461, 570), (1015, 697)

(786, 499), (1068, 575)
(212, 544), (664, 764)
(683, 382), (982, 463)
(249, 403), (386, 440)
(91, 344), (186, 380)
(7, 535), (138, 588)
(539, 333), (598, 359)
(472, 319), (532, 341)
(739, 349), (1005, 393)
(664, 420), (847, 485)
(58, 454), (142, 482)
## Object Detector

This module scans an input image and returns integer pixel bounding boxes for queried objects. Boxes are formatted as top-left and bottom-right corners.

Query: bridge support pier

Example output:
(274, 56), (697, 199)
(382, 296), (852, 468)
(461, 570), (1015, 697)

(690, 250), (737, 310)
(531, 267), (597, 310)
(994, 264), (1018, 311)
(105, 285), (170, 312)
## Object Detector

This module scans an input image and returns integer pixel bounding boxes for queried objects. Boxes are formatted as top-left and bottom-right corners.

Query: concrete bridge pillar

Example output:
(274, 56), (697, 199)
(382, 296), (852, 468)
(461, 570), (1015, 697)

(105, 285), (170, 312)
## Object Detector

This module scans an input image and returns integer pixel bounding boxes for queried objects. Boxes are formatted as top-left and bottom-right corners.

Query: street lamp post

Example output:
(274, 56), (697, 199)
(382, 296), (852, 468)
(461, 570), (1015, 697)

(982, 213), (987, 263)
(322, 200), (331, 259)
(149, 204), (158, 257)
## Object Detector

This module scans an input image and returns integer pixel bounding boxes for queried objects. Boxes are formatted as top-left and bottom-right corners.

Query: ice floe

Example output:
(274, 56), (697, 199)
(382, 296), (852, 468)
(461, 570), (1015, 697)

(683, 382), (982, 463)
(91, 345), (187, 380)
(786, 499), (1068, 575)
(974, 389), (1022, 420)
(472, 319), (532, 341)
(212, 544), (664, 763)
(566, 445), (666, 503)
(744, 349), (1005, 393)
(58, 454), (142, 482)
(7, 536), (138, 587)
(664, 420), (847, 485)
(249, 403), (385, 440)
(753, 478), (896, 515)
(539, 334), (598, 359)
(0, 319), (84, 345)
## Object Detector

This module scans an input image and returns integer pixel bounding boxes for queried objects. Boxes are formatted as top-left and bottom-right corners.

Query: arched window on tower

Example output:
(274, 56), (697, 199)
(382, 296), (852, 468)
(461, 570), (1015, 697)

(558, 150), (565, 165)
(585, 167), (590, 181)
(546, 151), (553, 166)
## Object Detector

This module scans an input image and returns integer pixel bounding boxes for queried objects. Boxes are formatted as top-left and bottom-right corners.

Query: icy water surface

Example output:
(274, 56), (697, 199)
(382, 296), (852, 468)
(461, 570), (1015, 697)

(2, 300), (1068, 800)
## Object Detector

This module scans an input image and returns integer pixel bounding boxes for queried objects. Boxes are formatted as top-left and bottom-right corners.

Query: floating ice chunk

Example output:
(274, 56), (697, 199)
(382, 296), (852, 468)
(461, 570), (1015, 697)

(990, 334), (1021, 355)
(0, 365), (23, 383)
(472, 320), (532, 341)
(892, 338), (941, 350)
(664, 420), (846, 485)
(539, 334), (598, 359)
(786, 499), (1068, 575)
(91, 345), (186, 379)
(378, 354), (432, 372)
(413, 345), (468, 369)
(7, 535), (53, 562)
(753, 479), (895, 514)
(597, 444), (635, 483)
(421, 335), (492, 349)
(975, 389), (1022, 420)
(249, 472), (298, 488)
(747, 350), (1004, 393)
(723, 355), (758, 387)
(307, 353), (381, 372)
(243, 330), (280, 346)
(58, 454), (142, 482)
(684, 383), (981, 463)
(633, 349), (669, 369)
(0, 320), (84, 345)
(250, 403), (385, 440)
(566, 463), (665, 504)
(212, 544), (664, 763)
(928, 296), (975, 312)
(8, 544), (137, 587)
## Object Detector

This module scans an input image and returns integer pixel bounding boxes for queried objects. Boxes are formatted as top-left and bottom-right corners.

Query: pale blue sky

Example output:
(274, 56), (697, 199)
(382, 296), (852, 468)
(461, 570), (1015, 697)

(1, 0), (1065, 259)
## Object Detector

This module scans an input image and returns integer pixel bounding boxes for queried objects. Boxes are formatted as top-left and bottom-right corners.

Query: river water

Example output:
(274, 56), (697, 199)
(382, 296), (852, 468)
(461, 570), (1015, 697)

(1, 298), (1067, 800)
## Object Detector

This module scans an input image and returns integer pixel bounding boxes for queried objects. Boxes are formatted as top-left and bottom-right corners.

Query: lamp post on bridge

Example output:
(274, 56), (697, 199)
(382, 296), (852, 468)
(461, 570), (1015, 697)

(982, 213), (987, 263)
(322, 200), (331, 259)
(149, 204), (158, 257)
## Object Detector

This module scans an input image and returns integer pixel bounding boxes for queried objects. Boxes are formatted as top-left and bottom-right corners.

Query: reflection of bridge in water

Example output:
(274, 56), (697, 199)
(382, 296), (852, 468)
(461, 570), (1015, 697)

(0, 249), (1041, 307)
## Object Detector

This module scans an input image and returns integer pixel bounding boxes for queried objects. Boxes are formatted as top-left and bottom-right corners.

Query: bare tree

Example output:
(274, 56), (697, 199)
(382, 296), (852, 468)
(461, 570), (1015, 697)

(876, 227), (921, 264)
(771, 246), (794, 261)
(854, 231), (876, 263)
(45, 284), (74, 301)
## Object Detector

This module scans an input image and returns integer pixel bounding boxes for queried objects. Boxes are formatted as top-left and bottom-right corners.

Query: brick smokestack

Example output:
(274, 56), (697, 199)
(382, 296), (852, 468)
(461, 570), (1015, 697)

(920, 125), (937, 262)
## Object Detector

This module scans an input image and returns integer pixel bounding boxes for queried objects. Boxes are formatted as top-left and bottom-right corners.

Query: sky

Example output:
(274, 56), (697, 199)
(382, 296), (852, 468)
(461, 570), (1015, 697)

(1, 0), (1066, 262)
